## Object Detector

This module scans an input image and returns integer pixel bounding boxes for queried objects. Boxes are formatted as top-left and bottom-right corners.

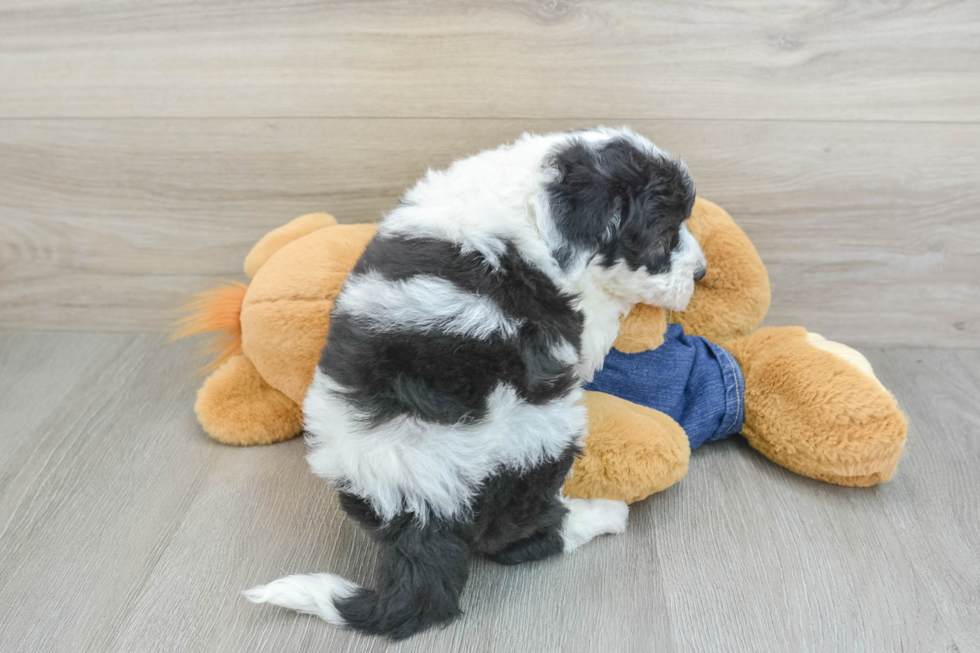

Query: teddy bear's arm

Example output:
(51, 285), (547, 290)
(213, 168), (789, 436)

(613, 304), (667, 353)
(668, 198), (771, 342)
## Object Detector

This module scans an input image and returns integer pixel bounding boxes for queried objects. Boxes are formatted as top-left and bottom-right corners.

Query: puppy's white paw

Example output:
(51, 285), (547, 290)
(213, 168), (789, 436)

(561, 497), (629, 552)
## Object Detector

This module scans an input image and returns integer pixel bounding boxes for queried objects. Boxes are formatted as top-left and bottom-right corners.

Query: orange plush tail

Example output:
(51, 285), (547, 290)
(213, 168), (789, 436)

(172, 282), (249, 373)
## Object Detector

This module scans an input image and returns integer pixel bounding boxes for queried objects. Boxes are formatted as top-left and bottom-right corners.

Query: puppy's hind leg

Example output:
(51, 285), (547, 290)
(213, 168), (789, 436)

(488, 496), (629, 565)
(489, 529), (565, 565)
(560, 497), (629, 552)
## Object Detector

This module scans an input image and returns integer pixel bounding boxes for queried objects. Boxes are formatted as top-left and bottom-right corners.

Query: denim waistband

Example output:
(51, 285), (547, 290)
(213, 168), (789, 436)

(701, 337), (745, 446)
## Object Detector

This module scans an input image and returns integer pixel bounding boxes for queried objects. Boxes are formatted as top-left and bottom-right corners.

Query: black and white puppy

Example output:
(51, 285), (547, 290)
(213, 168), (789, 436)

(245, 127), (705, 639)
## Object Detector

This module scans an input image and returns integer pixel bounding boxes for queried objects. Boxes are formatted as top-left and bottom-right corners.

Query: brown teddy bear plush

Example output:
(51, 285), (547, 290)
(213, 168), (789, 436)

(176, 199), (907, 502)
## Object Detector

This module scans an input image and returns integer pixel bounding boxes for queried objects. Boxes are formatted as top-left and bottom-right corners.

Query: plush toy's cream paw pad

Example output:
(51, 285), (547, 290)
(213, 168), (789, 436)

(561, 497), (629, 552)
(805, 332), (884, 388)
(195, 355), (304, 446)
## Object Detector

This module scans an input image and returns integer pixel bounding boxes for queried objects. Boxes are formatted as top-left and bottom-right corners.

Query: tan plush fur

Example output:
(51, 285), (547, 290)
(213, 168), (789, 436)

(668, 199), (771, 342)
(193, 221), (375, 445)
(244, 213), (338, 278)
(725, 327), (907, 486)
(179, 196), (907, 499)
(195, 354), (304, 446)
(613, 304), (667, 353)
(564, 392), (690, 502)
(241, 223), (377, 404)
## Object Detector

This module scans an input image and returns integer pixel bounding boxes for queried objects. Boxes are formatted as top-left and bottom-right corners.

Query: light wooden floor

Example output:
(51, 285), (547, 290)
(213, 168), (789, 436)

(2, 1), (979, 651)
(0, 334), (977, 652)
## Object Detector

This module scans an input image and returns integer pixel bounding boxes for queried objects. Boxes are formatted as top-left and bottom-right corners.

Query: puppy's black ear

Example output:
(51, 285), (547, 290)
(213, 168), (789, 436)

(547, 137), (695, 272)
(600, 143), (696, 272)
(545, 139), (619, 270)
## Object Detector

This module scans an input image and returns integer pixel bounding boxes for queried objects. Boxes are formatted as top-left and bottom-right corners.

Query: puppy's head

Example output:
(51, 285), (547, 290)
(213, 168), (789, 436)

(545, 128), (705, 311)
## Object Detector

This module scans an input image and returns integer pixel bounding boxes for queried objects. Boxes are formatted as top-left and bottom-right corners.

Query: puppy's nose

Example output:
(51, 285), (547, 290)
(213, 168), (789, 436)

(693, 265), (707, 283)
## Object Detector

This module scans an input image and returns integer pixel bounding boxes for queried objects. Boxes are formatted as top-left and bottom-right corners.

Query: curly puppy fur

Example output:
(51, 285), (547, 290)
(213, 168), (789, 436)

(245, 127), (705, 639)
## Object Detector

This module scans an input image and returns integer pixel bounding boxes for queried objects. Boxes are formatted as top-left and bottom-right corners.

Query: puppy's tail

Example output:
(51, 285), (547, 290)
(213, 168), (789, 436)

(245, 521), (470, 640)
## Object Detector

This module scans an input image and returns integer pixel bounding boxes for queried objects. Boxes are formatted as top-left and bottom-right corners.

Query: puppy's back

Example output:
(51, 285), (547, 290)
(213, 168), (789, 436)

(304, 229), (587, 520)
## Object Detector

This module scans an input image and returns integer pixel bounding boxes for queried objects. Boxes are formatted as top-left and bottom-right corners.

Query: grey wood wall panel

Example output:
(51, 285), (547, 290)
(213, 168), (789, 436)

(1, 118), (977, 345)
(0, 0), (977, 121)
(0, 334), (977, 651)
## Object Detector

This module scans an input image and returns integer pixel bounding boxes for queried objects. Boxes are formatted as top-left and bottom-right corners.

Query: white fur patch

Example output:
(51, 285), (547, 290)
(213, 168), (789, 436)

(571, 226), (706, 380)
(561, 497), (630, 552)
(587, 223), (705, 312)
(550, 338), (580, 366)
(304, 370), (587, 523)
(379, 132), (570, 290)
(244, 573), (359, 626)
(336, 271), (522, 339)
(572, 275), (635, 380)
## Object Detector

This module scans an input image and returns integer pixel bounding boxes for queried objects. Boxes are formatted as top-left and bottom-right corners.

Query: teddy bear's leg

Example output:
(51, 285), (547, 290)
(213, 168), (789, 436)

(194, 354), (304, 446)
(243, 213), (338, 278)
(563, 391), (691, 503)
(724, 327), (908, 486)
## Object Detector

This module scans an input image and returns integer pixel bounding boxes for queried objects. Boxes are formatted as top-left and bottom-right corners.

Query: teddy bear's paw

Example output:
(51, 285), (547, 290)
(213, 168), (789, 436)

(560, 497), (629, 552)
(195, 355), (304, 446)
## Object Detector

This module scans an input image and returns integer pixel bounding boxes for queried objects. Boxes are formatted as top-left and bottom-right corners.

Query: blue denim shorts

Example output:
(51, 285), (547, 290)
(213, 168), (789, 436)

(585, 323), (745, 449)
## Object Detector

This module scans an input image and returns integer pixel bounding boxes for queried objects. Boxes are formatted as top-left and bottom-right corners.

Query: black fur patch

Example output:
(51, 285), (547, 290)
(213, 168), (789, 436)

(320, 235), (583, 426)
(353, 236), (583, 349)
(466, 443), (578, 558)
(335, 496), (470, 640)
(335, 443), (578, 638)
(338, 442), (576, 553)
(546, 137), (696, 273)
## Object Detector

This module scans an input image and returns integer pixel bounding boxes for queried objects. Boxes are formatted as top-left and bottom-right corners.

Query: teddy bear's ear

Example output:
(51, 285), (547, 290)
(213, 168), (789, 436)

(244, 213), (338, 278)
(613, 304), (668, 353)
